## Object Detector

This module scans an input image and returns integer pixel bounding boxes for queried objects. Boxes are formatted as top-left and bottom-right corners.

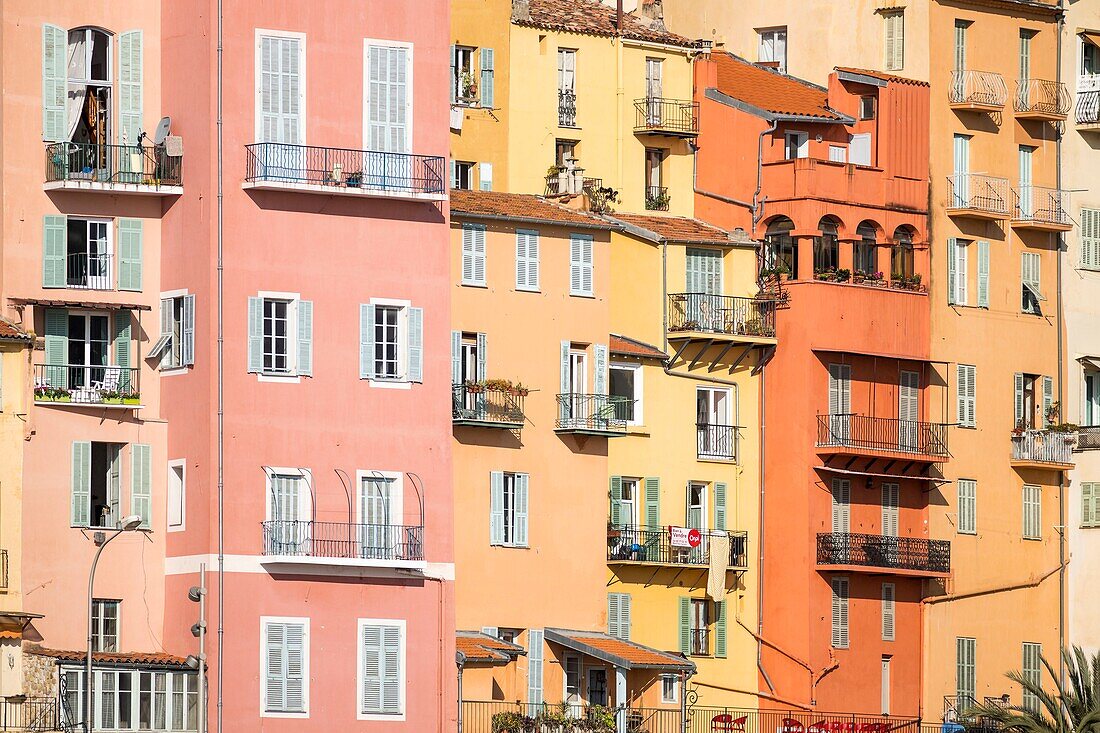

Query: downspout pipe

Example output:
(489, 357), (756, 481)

(216, 3), (225, 733)
(751, 120), (779, 231)
(456, 653), (465, 733)
(1055, 0), (1066, 688)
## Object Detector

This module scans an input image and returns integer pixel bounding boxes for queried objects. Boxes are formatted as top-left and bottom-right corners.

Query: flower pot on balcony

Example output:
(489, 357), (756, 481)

(102, 396), (122, 405)
(346, 172), (362, 188)
(122, 395), (140, 405)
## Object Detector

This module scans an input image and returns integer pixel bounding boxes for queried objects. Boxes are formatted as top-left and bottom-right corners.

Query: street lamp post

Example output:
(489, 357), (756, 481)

(85, 515), (143, 733)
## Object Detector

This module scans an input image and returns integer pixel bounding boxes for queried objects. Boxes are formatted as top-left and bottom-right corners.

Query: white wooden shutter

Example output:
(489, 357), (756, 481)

(881, 483), (899, 537)
(828, 364), (851, 415)
(956, 364), (977, 428)
(182, 295), (196, 366)
(407, 307), (424, 383)
(131, 444), (152, 529)
(42, 25), (66, 142)
(259, 35), (303, 144)
(594, 344), (608, 395)
(264, 623), (286, 711)
(832, 478), (851, 533)
(899, 371), (919, 422)
(479, 161), (493, 191)
(489, 471), (505, 545)
(462, 224), (486, 286)
(1015, 373), (1026, 426)
(360, 304), (376, 379)
(381, 626), (401, 714)
(360, 624), (382, 714)
(947, 239), (958, 305)
(516, 230), (540, 291)
(958, 479), (977, 534)
(475, 332), (487, 381)
(527, 629), (545, 705)
(119, 31), (144, 145)
(885, 12), (904, 71)
(368, 45), (410, 154)
(71, 441), (92, 526)
(831, 577), (849, 648)
(247, 297), (264, 373)
(881, 583), (896, 641)
(956, 637), (976, 700)
(570, 235), (593, 296)
(284, 623), (306, 712)
(1041, 375), (1053, 427)
(977, 240), (990, 308)
(296, 300), (313, 377)
(1082, 209), (1100, 269)
(514, 473), (529, 546)
(480, 48), (495, 108)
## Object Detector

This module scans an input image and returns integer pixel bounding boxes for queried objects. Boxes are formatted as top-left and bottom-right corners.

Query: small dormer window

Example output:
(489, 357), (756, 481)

(859, 95), (877, 121)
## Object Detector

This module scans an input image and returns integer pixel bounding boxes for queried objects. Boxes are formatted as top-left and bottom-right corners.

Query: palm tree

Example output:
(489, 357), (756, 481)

(968, 646), (1100, 733)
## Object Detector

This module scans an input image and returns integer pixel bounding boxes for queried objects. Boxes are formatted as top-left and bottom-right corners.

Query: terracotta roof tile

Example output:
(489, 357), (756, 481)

(516, 0), (694, 47)
(451, 190), (615, 229)
(835, 67), (930, 87)
(610, 334), (667, 360)
(546, 629), (692, 671)
(712, 53), (847, 121)
(27, 645), (191, 669)
(609, 213), (743, 244)
(0, 318), (30, 341)
(456, 631), (525, 664)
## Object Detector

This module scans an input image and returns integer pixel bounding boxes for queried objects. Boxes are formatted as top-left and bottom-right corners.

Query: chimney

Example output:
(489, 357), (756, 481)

(511, 0), (530, 22)
(639, 0), (666, 30)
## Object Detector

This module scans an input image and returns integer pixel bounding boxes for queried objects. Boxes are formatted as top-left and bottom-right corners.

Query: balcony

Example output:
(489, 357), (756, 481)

(555, 394), (630, 437)
(1076, 90), (1100, 130)
(698, 423), (737, 461)
(816, 414), (949, 462)
(1010, 429), (1075, 470)
(761, 158), (927, 213)
(817, 532), (951, 577)
(44, 142), (182, 195)
(645, 185), (670, 211)
(559, 89), (577, 127)
(242, 143), (446, 202)
(34, 364), (141, 409)
(949, 70), (1008, 112)
(607, 525), (748, 569)
(452, 383), (526, 429)
(66, 252), (113, 290)
(0, 697), (60, 731)
(1014, 79), (1070, 121)
(1012, 185), (1072, 232)
(1077, 426), (1100, 451)
(260, 520), (424, 570)
(946, 174), (1011, 221)
(633, 97), (700, 137)
(667, 293), (777, 344)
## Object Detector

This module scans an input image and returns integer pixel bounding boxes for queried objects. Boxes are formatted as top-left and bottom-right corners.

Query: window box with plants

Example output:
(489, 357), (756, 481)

(34, 387), (71, 403)
(645, 189), (671, 211)
(889, 273), (924, 292)
(814, 268), (851, 283)
(853, 270), (886, 286)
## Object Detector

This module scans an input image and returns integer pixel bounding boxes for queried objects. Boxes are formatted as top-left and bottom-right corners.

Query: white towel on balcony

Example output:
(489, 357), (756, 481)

(707, 531), (730, 602)
(450, 106), (464, 131)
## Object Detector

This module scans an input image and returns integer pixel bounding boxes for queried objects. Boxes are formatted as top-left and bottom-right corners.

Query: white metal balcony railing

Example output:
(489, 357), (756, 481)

(949, 70), (1008, 108)
(1011, 429), (1075, 465)
(947, 173), (1010, 216)
(1013, 185), (1071, 226)
(67, 252), (112, 290)
(1014, 79), (1070, 117)
(1079, 74), (1100, 93)
(1077, 90), (1100, 125)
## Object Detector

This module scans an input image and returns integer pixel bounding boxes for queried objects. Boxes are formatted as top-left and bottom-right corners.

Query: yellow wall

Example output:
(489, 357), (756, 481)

(0, 340), (27, 695)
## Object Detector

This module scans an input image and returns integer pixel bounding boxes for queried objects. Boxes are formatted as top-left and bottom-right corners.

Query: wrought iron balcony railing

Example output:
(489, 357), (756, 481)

(667, 293), (777, 338)
(1076, 90), (1100, 125)
(452, 383), (526, 428)
(633, 97), (700, 136)
(689, 628), (710, 656)
(1014, 79), (1070, 117)
(34, 364), (140, 406)
(558, 89), (578, 127)
(607, 525), (748, 568)
(1011, 429), (1075, 465)
(817, 532), (951, 574)
(45, 141), (182, 188)
(816, 414), (950, 458)
(946, 174), (1011, 217)
(1013, 185), (1071, 227)
(244, 142), (446, 196)
(698, 423), (736, 461)
(66, 252), (113, 290)
(1077, 426), (1100, 451)
(949, 70), (1008, 108)
(0, 697), (61, 731)
(555, 394), (630, 434)
(645, 185), (669, 211)
(261, 520), (424, 561)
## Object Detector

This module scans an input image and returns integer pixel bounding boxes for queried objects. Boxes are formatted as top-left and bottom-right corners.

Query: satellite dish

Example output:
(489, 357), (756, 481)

(153, 117), (172, 145)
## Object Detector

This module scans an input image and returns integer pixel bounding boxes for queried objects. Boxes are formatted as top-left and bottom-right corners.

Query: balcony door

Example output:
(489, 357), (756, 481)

(257, 33), (304, 181)
(690, 599), (709, 655)
(645, 58), (663, 124)
(359, 474), (400, 559)
(697, 387), (732, 459)
(828, 363), (852, 443)
(366, 43), (413, 187)
(67, 218), (111, 290)
(686, 248), (723, 330)
(586, 668), (608, 707)
(268, 473), (308, 554)
(899, 370), (920, 451)
(1018, 146), (1034, 218)
(953, 134), (970, 206)
(1086, 371), (1100, 427)
(67, 312), (110, 391)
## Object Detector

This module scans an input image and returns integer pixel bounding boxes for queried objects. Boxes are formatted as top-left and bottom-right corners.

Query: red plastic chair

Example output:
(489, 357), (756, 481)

(713, 715), (747, 733)
(782, 719), (807, 733)
(808, 721), (829, 733)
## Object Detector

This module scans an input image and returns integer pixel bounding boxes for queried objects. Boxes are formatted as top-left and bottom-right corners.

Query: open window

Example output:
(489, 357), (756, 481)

(890, 226), (915, 281)
(764, 217), (797, 279)
(855, 221), (879, 276)
(814, 216), (841, 273)
(67, 28), (113, 146)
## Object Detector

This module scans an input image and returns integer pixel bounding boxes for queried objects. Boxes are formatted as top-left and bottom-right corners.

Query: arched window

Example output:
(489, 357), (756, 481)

(764, 217), (797, 280)
(891, 226), (916, 281)
(813, 216), (840, 273)
(66, 28), (113, 147)
(855, 221), (878, 276)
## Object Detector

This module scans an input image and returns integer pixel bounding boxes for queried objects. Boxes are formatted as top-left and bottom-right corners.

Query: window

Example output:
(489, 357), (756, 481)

(686, 247), (723, 295)
(958, 479), (977, 534)
(1081, 209), (1100, 270)
(358, 620), (404, 718)
(645, 148), (667, 210)
(954, 21), (969, 72)
(257, 32), (305, 145)
(490, 471), (529, 547)
(1022, 642), (1041, 712)
(1083, 483), (1100, 527)
(265, 470), (311, 554)
(260, 618), (308, 716)
(881, 584), (895, 642)
(92, 599), (120, 652)
(569, 234), (593, 297)
(64, 668), (197, 731)
(1022, 252), (1043, 315)
(1023, 485), (1042, 539)
(587, 669), (609, 707)
(957, 637), (976, 701)
(71, 441), (129, 528)
(151, 294), (196, 370)
(365, 42), (412, 157)
(1019, 30), (1035, 82)
(784, 130), (808, 160)
(555, 139), (578, 169)
(831, 577), (849, 649)
(453, 46), (476, 103)
(884, 11), (904, 71)
(948, 238), (970, 305)
(1018, 146), (1035, 218)
(859, 95), (877, 120)
(564, 655), (582, 708)
(171, 674), (199, 730)
(374, 306), (400, 378)
(758, 27), (787, 73)
(1084, 38), (1100, 77)
(890, 227), (915, 281)
(607, 593), (631, 639)
(611, 477), (641, 527)
(854, 222), (877, 276)
(660, 675), (679, 704)
(882, 483), (899, 537)
(360, 301), (423, 384)
(1087, 371), (1100, 427)
(167, 460), (185, 531)
(832, 478), (851, 533)
(357, 472), (402, 558)
(814, 217), (840, 273)
(1015, 373), (1045, 429)
(452, 161), (475, 190)
(686, 483), (707, 530)
(462, 223), (487, 286)
(956, 364), (976, 428)
(689, 598), (709, 655)
(765, 217), (797, 278)
(516, 229), (540, 291)
(247, 295), (312, 378)
(62, 218), (112, 290)
(610, 363), (642, 424)
(558, 49), (577, 126)
(952, 134), (970, 207)
(697, 387), (734, 461)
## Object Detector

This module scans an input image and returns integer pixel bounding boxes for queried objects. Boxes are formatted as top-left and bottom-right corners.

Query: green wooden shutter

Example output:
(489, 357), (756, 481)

(182, 294), (196, 366)
(644, 477), (660, 529)
(620, 593), (631, 640)
(480, 48), (495, 108)
(714, 600), (727, 658)
(489, 471), (505, 545)
(113, 311), (132, 392)
(947, 238), (957, 305)
(42, 215), (67, 288)
(514, 473), (529, 546)
(977, 240), (989, 308)
(956, 637), (976, 700)
(714, 482), (727, 530)
(131, 443), (152, 528)
(296, 300), (313, 376)
(610, 476), (623, 526)
(247, 297), (264, 373)
(450, 331), (462, 385)
(678, 597), (691, 654)
(449, 45), (457, 104)
(118, 219), (144, 292)
(407, 307), (423, 383)
(71, 441), (91, 526)
(360, 304), (376, 379)
(119, 31), (143, 145)
(44, 308), (68, 387)
(527, 629), (544, 705)
(42, 25), (66, 142)
(594, 344), (608, 395)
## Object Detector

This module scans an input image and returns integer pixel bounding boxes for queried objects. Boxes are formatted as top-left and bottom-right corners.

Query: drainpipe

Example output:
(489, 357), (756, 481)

(1056, 0), (1066, 690)
(456, 653), (465, 733)
(216, 3), (225, 733)
(751, 120), (779, 231)
(616, 0), (624, 192)
(757, 349), (769, 694)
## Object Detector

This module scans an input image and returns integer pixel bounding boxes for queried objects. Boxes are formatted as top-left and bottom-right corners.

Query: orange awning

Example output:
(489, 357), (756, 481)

(1080, 31), (1100, 48)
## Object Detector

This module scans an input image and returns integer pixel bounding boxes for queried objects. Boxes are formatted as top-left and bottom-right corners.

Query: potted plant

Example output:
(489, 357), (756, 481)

(464, 380), (485, 394)
(1012, 419), (1028, 436)
(645, 188), (671, 210)
(835, 268), (851, 283)
(122, 392), (141, 405)
(853, 270), (867, 284)
(101, 390), (122, 405)
(459, 70), (478, 101)
(346, 171), (363, 188)
(607, 521), (622, 539)
(514, 383), (530, 397)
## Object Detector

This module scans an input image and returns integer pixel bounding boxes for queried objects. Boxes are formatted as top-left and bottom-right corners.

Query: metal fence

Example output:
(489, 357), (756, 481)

(244, 142), (445, 195)
(817, 532), (951, 574)
(1077, 426), (1100, 451)
(261, 520), (424, 561)
(452, 384), (526, 427)
(667, 294), (777, 338)
(559, 89), (578, 127)
(607, 526), (748, 569)
(698, 424), (736, 461)
(949, 70), (1008, 108)
(1014, 79), (1069, 116)
(1011, 429), (1074, 465)
(646, 186), (670, 211)
(816, 414), (950, 458)
(66, 252), (112, 290)
(556, 394), (630, 433)
(633, 98), (700, 135)
(946, 174), (1010, 216)
(1013, 185), (1070, 226)
(0, 697), (61, 731)
(45, 141), (181, 187)
(34, 364), (139, 404)
(1076, 90), (1100, 125)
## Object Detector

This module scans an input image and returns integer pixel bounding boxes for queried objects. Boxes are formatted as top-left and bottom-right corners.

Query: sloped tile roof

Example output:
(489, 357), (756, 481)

(546, 629), (693, 671)
(835, 67), (930, 87)
(456, 631), (526, 665)
(27, 645), (191, 669)
(609, 213), (742, 245)
(451, 190), (615, 229)
(610, 334), (667, 360)
(712, 53), (847, 121)
(0, 318), (30, 341)
(516, 0), (694, 47)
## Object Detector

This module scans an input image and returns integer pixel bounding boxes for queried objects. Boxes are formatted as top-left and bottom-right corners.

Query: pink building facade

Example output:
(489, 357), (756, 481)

(158, 2), (455, 733)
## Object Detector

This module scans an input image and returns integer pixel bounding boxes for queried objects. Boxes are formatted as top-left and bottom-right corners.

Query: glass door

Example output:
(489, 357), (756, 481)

(269, 474), (305, 554)
(359, 475), (396, 559)
(67, 313), (109, 393)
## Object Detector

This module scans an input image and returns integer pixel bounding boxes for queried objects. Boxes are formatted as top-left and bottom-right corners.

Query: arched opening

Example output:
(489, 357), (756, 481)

(891, 226), (916, 281)
(67, 28), (113, 147)
(855, 221), (879, 276)
(813, 216), (841, 273)
(764, 217), (797, 280)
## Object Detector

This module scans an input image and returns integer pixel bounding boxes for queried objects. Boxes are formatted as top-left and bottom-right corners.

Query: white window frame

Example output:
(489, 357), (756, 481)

(362, 38), (414, 154)
(356, 618), (407, 720)
(156, 288), (191, 375)
(453, 161), (475, 190)
(1085, 369), (1100, 427)
(257, 290), (301, 383)
(619, 477), (642, 527)
(264, 467), (313, 523)
(563, 654), (582, 707)
(167, 458), (186, 532)
(757, 27), (788, 73)
(453, 45), (476, 104)
(369, 297), (413, 390)
(501, 471), (527, 547)
(355, 469), (404, 528)
(91, 598), (120, 652)
(610, 362), (643, 425)
(784, 130), (809, 160)
(254, 29), (307, 145)
(687, 481), (709, 531)
(259, 615), (310, 718)
(957, 364), (977, 428)
(660, 674), (680, 704)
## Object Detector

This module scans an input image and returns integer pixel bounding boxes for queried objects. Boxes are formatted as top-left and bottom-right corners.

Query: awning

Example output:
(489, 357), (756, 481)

(26, 645), (192, 670)
(1080, 31), (1100, 48)
(456, 631), (526, 666)
(9, 297), (151, 312)
(814, 465), (947, 483)
(810, 347), (945, 363)
(1077, 355), (1100, 371)
(545, 629), (694, 672)
(148, 333), (172, 359)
